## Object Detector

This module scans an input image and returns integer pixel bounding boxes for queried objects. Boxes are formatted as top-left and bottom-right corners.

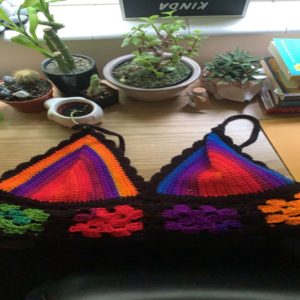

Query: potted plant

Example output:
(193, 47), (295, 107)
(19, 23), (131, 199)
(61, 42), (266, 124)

(103, 12), (203, 102)
(44, 97), (103, 128)
(0, 0), (98, 96)
(80, 74), (119, 109)
(201, 48), (263, 102)
(0, 69), (53, 113)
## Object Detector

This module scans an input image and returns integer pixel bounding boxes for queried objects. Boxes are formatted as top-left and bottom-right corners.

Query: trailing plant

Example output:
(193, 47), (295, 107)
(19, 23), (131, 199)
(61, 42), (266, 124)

(87, 74), (102, 98)
(121, 11), (203, 78)
(204, 48), (261, 85)
(0, 0), (75, 73)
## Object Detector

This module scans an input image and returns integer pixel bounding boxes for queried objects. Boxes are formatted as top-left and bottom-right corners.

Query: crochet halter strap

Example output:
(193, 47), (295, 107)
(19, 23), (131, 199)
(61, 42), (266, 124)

(0, 114), (299, 241)
(148, 114), (295, 199)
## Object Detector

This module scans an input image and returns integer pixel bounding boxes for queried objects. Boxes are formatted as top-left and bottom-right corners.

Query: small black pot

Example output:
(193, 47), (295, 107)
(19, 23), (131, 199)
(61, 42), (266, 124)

(81, 82), (119, 109)
(41, 54), (98, 96)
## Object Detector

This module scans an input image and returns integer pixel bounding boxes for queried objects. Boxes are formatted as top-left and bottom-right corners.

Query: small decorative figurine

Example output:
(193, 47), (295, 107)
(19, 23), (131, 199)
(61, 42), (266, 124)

(187, 87), (212, 110)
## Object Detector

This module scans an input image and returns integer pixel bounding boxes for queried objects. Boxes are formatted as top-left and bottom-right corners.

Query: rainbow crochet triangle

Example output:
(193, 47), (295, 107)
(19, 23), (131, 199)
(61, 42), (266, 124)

(157, 132), (293, 197)
(0, 133), (139, 203)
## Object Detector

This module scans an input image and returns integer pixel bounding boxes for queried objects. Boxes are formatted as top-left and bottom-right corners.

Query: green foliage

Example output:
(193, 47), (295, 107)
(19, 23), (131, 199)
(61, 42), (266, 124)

(0, 0), (75, 73)
(204, 48), (261, 84)
(121, 11), (203, 77)
(87, 74), (103, 97)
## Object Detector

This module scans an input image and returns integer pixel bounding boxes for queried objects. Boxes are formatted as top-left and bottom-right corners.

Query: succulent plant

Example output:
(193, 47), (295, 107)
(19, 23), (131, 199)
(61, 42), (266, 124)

(204, 48), (261, 85)
(121, 11), (203, 78)
(87, 74), (102, 98)
(13, 69), (41, 85)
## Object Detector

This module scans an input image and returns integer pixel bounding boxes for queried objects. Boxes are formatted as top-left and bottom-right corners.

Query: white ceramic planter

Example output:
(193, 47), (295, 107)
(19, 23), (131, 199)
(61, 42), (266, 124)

(201, 71), (263, 103)
(103, 54), (201, 102)
(44, 97), (103, 128)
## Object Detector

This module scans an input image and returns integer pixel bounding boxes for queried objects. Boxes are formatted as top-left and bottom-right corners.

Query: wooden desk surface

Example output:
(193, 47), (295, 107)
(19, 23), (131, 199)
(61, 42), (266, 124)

(0, 91), (292, 181)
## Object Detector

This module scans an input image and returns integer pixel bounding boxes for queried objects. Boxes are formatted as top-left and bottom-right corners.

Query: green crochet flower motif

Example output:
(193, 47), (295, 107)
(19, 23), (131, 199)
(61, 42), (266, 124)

(0, 204), (49, 235)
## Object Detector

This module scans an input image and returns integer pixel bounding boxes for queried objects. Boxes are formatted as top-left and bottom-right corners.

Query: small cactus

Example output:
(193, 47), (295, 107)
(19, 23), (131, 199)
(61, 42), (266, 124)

(87, 74), (102, 98)
(13, 69), (41, 85)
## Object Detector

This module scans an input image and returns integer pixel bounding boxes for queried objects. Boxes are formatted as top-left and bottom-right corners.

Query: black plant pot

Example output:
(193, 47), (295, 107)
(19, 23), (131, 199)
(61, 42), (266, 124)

(41, 54), (98, 96)
(81, 82), (119, 109)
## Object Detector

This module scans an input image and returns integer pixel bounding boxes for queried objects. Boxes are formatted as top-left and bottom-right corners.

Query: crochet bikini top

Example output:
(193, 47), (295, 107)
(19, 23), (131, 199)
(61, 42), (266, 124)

(0, 115), (299, 241)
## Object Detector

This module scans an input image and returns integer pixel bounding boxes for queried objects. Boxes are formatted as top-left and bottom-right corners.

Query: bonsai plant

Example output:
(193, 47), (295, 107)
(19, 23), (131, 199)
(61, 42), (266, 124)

(103, 11), (203, 102)
(0, 0), (98, 96)
(201, 48), (263, 102)
(81, 74), (119, 109)
(0, 69), (53, 113)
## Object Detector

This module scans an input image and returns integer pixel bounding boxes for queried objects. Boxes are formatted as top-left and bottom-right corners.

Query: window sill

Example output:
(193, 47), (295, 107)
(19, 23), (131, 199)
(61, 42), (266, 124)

(2, 1), (300, 41)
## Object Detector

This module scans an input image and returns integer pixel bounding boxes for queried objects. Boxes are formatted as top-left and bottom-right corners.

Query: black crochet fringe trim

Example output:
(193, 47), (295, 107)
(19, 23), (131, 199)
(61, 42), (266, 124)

(0, 127), (146, 209)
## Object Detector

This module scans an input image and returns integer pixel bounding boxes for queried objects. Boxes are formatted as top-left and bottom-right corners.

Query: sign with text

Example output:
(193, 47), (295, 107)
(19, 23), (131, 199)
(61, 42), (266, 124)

(120, 0), (250, 19)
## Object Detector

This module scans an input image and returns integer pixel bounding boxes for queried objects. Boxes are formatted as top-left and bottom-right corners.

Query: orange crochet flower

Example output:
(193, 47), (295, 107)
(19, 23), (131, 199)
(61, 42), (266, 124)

(286, 217), (300, 226)
(257, 205), (281, 213)
(294, 193), (300, 199)
(265, 199), (287, 206)
(69, 205), (143, 238)
(266, 214), (288, 224)
(258, 193), (300, 226)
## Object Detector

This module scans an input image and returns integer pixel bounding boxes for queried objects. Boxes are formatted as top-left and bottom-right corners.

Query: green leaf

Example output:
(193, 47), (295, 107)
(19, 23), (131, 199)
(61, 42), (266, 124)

(11, 34), (52, 56)
(149, 15), (159, 21)
(21, 0), (39, 8)
(121, 37), (130, 47)
(0, 7), (12, 23)
(48, 0), (66, 3)
(130, 37), (141, 46)
(27, 7), (39, 40)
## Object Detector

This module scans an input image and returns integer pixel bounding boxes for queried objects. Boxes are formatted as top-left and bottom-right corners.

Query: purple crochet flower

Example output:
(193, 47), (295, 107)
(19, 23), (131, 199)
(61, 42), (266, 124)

(161, 205), (241, 234)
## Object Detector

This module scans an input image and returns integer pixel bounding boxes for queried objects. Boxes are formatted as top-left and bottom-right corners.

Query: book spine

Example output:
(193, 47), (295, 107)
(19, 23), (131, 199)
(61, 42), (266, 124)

(262, 58), (300, 101)
(277, 100), (300, 107)
(267, 42), (293, 80)
(273, 38), (300, 78)
(267, 107), (300, 114)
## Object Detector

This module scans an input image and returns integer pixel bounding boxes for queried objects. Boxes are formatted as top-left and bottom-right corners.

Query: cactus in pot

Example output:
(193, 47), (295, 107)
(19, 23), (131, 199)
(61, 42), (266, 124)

(87, 74), (103, 98)
(0, 69), (53, 112)
(81, 74), (119, 109)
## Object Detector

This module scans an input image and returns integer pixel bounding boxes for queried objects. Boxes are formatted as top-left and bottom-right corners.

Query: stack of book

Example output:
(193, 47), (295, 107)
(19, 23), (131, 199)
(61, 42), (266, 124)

(260, 38), (300, 114)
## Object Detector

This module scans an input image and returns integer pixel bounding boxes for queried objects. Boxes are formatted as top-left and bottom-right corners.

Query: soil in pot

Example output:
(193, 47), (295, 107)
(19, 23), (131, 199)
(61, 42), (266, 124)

(112, 60), (192, 89)
(81, 83), (119, 109)
(57, 102), (93, 117)
(0, 79), (52, 102)
(45, 56), (94, 75)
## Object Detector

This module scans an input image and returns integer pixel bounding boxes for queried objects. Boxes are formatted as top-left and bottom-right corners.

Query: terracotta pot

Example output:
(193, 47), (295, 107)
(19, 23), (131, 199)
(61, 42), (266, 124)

(1, 84), (53, 113)
(103, 54), (201, 102)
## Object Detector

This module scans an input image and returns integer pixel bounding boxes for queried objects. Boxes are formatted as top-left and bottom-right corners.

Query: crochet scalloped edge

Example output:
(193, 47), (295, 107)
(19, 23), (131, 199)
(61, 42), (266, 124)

(0, 128), (146, 208)
(146, 125), (297, 197)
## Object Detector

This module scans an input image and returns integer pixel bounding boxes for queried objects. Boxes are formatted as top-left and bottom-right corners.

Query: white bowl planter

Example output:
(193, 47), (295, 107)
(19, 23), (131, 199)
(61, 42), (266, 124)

(103, 54), (201, 102)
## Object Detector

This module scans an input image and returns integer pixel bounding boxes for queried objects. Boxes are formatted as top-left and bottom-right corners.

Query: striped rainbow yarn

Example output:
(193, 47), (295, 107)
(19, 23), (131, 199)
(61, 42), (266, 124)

(157, 133), (293, 197)
(0, 134), (138, 202)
